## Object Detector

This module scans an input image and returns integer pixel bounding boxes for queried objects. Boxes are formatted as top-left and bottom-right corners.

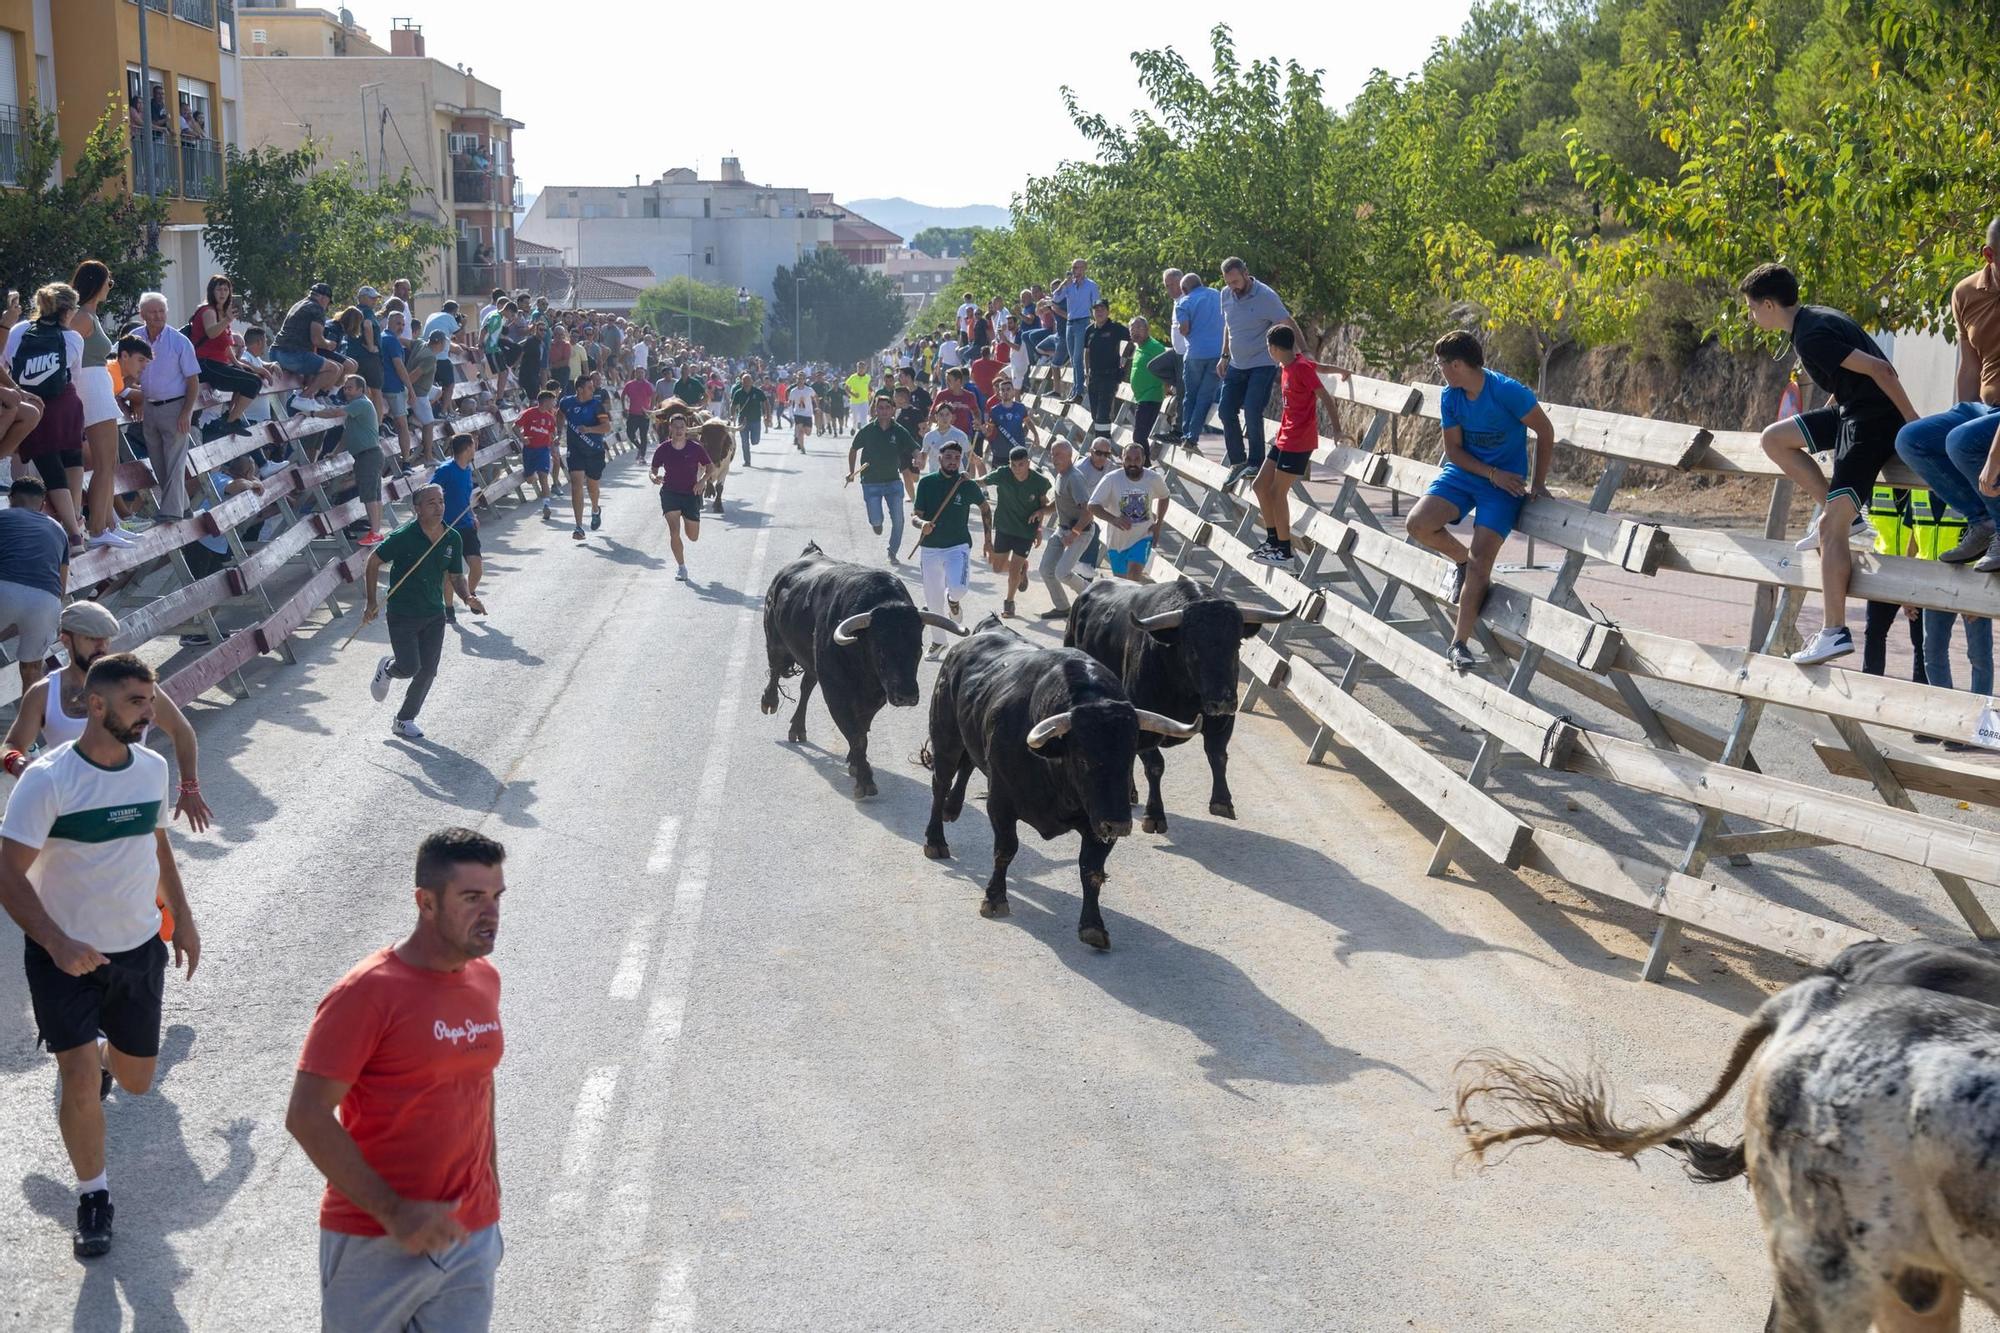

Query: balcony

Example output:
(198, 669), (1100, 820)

(179, 138), (221, 200)
(134, 0), (215, 24)
(452, 171), (498, 205)
(130, 131), (176, 196)
(457, 263), (501, 297)
(0, 106), (21, 188)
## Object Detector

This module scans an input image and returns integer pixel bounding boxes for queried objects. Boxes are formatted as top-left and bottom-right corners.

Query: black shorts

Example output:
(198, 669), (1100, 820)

(456, 523), (482, 558)
(626, 412), (650, 437)
(25, 934), (166, 1057)
(1796, 407), (1900, 508)
(1270, 447), (1312, 477)
(993, 530), (1033, 557)
(567, 441), (607, 480)
(661, 489), (703, 522)
(436, 357), (456, 388)
(353, 354), (384, 391)
(28, 450), (84, 491)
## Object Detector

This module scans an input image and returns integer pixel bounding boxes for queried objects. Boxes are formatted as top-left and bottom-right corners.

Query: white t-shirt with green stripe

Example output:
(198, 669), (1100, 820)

(1, 740), (168, 953)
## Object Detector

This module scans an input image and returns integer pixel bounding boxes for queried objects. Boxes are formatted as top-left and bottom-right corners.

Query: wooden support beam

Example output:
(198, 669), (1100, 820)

(253, 561), (345, 654)
(160, 628), (264, 709)
(227, 517), (320, 596)
(107, 570), (235, 653)
(1814, 742), (2000, 808)
(1655, 524), (2000, 619)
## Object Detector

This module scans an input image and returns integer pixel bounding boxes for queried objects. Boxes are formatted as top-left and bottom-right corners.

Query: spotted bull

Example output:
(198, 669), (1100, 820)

(921, 615), (1196, 949)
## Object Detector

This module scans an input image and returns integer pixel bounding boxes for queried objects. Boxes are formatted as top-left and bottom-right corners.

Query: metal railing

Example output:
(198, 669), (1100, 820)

(179, 138), (221, 199)
(452, 170), (496, 204)
(0, 106), (21, 188)
(173, 0), (214, 24)
(457, 264), (501, 297)
(131, 131), (177, 196)
(218, 0), (236, 50)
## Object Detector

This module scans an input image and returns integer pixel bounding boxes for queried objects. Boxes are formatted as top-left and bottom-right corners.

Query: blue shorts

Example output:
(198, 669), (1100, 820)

(522, 446), (552, 474)
(1425, 464), (1525, 537)
(272, 346), (329, 378)
(1105, 537), (1153, 575)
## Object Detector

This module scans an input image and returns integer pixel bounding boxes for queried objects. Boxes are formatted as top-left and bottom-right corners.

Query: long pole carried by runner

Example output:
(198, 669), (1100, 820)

(336, 497), (478, 650)
(905, 469), (972, 561)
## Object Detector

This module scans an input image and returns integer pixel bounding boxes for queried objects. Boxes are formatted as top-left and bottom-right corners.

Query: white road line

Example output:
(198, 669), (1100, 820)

(607, 910), (659, 1000)
(644, 815), (683, 876)
(584, 469), (786, 1317)
(558, 1065), (622, 1176)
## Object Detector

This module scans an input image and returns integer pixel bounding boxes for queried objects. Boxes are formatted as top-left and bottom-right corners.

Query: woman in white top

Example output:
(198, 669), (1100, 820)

(68, 260), (133, 548)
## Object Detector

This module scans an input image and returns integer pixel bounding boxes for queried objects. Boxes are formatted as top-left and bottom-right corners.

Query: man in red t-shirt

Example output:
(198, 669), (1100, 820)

(967, 347), (1006, 405)
(288, 828), (507, 1331)
(932, 366), (984, 440)
(515, 389), (560, 516)
(1251, 326), (1346, 565)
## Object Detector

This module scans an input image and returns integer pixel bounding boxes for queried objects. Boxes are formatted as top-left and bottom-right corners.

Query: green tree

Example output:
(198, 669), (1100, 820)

(767, 248), (906, 365)
(911, 226), (987, 258)
(203, 141), (454, 324)
(0, 98), (167, 315)
(632, 275), (763, 356)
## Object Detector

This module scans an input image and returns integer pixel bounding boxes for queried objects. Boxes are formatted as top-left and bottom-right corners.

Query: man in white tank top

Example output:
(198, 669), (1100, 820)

(3, 602), (213, 833)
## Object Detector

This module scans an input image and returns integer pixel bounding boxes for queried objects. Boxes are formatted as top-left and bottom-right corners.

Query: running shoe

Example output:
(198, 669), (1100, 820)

(925, 643), (944, 660)
(1792, 507), (1870, 551)
(73, 1190), (112, 1259)
(1039, 606), (1069, 620)
(948, 598), (961, 620)
(590, 509), (602, 531)
(1446, 641), (1477, 672)
(370, 655), (393, 702)
(1791, 626), (1854, 665)
(676, 564), (689, 581)
(88, 528), (135, 549)
(356, 531), (384, 547)
(227, 419), (253, 437)
(1250, 544), (1291, 566)
(391, 718), (425, 739)
(1002, 600), (1016, 618)
(1976, 535), (2000, 573)
(1940, 519), (1997, 564)
(573, 526), (585, 542)
(1440, 560), (1469, 606)
(1221, 463), (1251, 490)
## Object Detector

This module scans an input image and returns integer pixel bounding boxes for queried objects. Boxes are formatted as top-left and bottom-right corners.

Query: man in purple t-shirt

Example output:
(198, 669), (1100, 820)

(648, 411), (711, 583)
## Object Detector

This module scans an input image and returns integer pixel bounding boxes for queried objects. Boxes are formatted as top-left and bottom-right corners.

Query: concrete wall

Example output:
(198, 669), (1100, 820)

(516, 202), (833, 306)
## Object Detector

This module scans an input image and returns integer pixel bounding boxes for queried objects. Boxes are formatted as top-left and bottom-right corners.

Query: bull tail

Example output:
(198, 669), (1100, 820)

(916, 741), (934, 771)
(1452, 1012), (1774, 1175)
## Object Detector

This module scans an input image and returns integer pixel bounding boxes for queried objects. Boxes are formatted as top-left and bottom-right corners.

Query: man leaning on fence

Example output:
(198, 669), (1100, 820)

(134, 293), (200, 525)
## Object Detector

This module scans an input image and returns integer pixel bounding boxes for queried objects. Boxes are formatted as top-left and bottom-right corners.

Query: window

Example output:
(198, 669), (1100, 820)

(642, 198), (658, 218)
(704, 248), (715, 266)
(448, 133), (481, 157)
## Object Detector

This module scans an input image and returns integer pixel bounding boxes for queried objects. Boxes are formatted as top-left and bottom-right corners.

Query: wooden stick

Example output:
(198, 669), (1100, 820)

(336, 504), (475, 650)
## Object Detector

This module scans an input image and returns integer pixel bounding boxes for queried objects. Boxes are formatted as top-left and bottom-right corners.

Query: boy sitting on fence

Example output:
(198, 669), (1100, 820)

(1404, 331), (1555, 672)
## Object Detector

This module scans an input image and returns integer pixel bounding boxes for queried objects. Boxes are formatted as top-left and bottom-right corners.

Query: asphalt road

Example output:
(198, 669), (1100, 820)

(0, 430), (1856, 1330)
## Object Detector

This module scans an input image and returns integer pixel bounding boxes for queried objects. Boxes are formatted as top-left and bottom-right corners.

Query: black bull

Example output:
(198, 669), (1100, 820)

(1064, 576), (1296, 832)
(921, 616), (1196, 949)
(761, 542), (964, 797)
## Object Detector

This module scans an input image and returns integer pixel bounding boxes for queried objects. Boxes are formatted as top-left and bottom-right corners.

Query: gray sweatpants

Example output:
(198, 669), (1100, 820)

(320, 1223), (501, 1333)
(1039, 527), (1100, 610)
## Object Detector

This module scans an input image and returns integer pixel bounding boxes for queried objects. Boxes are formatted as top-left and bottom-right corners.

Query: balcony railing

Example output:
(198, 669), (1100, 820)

(218, 0), (236, 50)
(175, 0), (215, 24)
(179, 138), (221, 199)
(452, 171), (496, 205)
(0, 106), (21, 188)
(130, 131), (176, 196)
(457, 263), (502, 297)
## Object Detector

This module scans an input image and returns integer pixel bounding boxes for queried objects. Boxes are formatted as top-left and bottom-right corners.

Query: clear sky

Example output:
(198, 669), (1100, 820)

(335, 1), (1478, 207)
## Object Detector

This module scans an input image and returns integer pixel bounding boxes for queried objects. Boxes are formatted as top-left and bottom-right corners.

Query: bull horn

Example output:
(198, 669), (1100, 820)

(1131, 608), (1184, 631)
(1025, 712), (1073, 749)
(919, 611), (970, 637)
(1136, 709), (1200, 739)
(1237, 601), (1303, 627)
(832, 612), (872, 645)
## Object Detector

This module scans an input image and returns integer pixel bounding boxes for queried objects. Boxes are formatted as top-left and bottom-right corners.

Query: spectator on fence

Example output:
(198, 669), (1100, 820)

(514, 316), (544, 410)
(1161, 270), (1187, 356)
(1894, 218), (2000, 573)
(67, 262), (131, 549)
(185, 455), (268, 581)
(1038, 438), (1108, 616)
(0, 475), (66, 693)
(1909, 489), (1992, 748)
(310, 376), (386, 547)
(7, 283), (90, 548)
(1744, 263), (1920, 666)
(1248, 326), (1348, 566)
(237, 326), (276, 430)
(1082, 300), (1131, 430)
(189, 276), (260, 439)
(348, 288), (386, 419)
(273, 283), (350, 401)
(1405, 330), (1556, 674)
(1126, 316), (1169, 463)
(378, 310), (415, 466)
(402, 327), (444, 462)
(1052, 259), (1100, 401)
(1215, 258), (1298, 488)
(1176, 272), (1224, 450)
(362, 485), (482, 740)
(1861, 486), (1931, 687)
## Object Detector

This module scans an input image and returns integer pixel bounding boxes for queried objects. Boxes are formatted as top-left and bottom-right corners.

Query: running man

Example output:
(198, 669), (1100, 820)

(559, 371), (613, 542)
(621, 367), (656, 450)
(288, 827), (506, 1333)
(5, 601), (213, 831)
(649, 409), (712, 582)
(730, 372), (766, 466)
(1038, 438), (1111, 616)
(981, 445), (1053, 617)
(787, 374), (817, 451)
(0, 652), (199, 1259)
(1088, 441), (1170, 583)
(364, 485), (483, 740)
(515, 389), (559, 520)
(912, 438), (990, 658)
(847, 393), (921, 562)
(430, 433), (487, 625)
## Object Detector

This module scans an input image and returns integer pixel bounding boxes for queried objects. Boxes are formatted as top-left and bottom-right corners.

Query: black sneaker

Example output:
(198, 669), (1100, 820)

(590, 509), (603, 532)
(74, 1190), (112, 1259)
(1250, 543), (1291, 566)
(1446, 641), (1477, 672)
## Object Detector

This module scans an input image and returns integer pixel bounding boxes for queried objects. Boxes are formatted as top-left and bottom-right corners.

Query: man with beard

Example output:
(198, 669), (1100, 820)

(911, 437), (991, 659)
(1089, 441), (1171, 582)
(289, 827), (507, 1331)
(0, 652), (200, 1259)
(1037, 438), (1110, 617)
(4, 602), (213, 832)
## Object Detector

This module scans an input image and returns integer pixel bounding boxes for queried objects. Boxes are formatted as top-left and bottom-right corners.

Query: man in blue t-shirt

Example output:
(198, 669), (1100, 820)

(1174, 273), (1225, 447)
(430, 431), (486, 623)
(1405, 330), (1555, 672)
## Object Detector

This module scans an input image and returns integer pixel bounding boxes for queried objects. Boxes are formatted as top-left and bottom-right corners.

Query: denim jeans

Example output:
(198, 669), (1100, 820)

(861, 481), (905, 551)
(1921, 609), (1995, 694)
(1218, 363), (1278, 466)
(1063, 320), (1089, 388)
(1894, 402), (2000, 525)
(1180, 356), (1220, 443)
(739, 416), (760, 464)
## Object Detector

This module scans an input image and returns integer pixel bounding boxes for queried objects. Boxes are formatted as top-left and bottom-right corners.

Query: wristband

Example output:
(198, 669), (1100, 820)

(179, 779), (200, 792)
(3, 749), (25, 777)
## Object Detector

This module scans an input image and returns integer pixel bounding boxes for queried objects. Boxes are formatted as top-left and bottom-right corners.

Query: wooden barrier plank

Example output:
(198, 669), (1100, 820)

(1540, 402), (1711, 473)
(253, 561), (344, 654)
(108, 569), (236, 653)
(1369, 452), (1665, 573)
(1654, 524), (2000, 620)
(227, 515), (320, 596)
(1239, 635), (1290, 690)
(1567, 731), (2000, 885)
(1289, 656), (1533, 868)
(1204, 515), (1318, 610)
(1815, 743), (2000, 809)
(68, 515), (209, 587)
(160, 628), (262, 708)
(199, 468), (303, 537)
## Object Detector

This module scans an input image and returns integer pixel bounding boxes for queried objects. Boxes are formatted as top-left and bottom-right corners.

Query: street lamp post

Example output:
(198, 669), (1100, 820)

(793, 247), (804, 364)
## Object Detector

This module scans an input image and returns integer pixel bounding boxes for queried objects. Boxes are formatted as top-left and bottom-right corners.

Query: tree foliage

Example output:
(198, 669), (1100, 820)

(0, 98), (168, 316)
(203, 141), (454, 324)
(910, 226), (987, 258)
(632, 276), (764, 357)
(767, 248), (906, 365)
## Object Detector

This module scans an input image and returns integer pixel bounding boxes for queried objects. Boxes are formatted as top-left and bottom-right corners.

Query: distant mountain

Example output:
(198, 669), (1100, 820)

(843, 198), (1010, 241)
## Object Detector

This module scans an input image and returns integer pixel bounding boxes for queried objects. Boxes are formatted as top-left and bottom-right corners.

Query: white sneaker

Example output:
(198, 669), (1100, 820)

(391, 717), (425, 739)
(925, 643), (944, 661)
(1790, 626), (1855, 666)
(88, 528), (135, 549)
(675, 564), (689, 581)
(370, 655), (392, 702)
(1792, 508), (1870, 551)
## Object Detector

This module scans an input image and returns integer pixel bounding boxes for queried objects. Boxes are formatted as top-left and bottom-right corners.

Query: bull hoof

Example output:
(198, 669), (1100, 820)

(924, 842), (950, 860)
(979, 897), (1011, 919)
(787, 724), (807, 743)
(852, 778), (878, 800)
(1078, 926), (1111, 951)
(759, 690), (778, 715)
(1209, 802), (1236, 820)
(1141, 815), (1167, 834)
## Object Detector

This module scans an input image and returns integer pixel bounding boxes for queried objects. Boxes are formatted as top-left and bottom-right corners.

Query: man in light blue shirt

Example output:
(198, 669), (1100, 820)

(1174, 272), (1225, 447)
(1051, 258), (1100, 402)
(1215, 257), (1295, 482)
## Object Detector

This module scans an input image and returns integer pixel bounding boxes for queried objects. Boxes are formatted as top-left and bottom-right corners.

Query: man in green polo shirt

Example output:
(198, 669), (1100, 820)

(846, 394), (921, 562)
(362, 485), (484, 739)
(1126, 315), (1170, 463)
(912, 439), (991, 657)
(672, 364), (704, 409)
(980, 445), (1053, 617)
